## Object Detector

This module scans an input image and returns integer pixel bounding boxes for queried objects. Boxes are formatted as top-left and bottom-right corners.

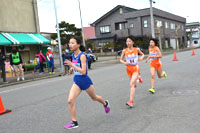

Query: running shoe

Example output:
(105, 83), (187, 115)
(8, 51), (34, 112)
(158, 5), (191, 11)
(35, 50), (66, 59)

(163, 71), (167, 78)
(126, 101), (134, 108)
(64, 121), (78, 129)
(49, 72), (52, 74)
(104, 100), (110, 114)
(138, 76), (143, 83)
(149, 88), (155, 94)
(52, 72), (55, 74)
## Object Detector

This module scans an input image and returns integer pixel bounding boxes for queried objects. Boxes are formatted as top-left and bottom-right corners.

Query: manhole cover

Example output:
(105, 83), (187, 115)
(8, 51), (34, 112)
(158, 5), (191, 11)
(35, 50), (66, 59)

(172, 90), (199, 96)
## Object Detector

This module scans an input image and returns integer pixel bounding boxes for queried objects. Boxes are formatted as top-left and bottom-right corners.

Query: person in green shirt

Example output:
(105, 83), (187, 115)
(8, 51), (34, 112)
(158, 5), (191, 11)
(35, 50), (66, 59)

(10, 49), (24, 81)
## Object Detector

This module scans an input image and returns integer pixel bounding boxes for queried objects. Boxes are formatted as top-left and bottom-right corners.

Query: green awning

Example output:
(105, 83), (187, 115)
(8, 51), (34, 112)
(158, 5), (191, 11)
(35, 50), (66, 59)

(0, 34), (12, 45)
(32, 34), (51, 44)
(1, 33), (50, 45)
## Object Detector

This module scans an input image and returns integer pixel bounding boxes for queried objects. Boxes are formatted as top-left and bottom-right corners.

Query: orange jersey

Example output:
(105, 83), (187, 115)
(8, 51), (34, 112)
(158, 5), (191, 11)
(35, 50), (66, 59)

(149, 46), (162, 70)
(124, 48), (140, 77)
(124, 48), (138, 66)
(149, 46), (160, 63)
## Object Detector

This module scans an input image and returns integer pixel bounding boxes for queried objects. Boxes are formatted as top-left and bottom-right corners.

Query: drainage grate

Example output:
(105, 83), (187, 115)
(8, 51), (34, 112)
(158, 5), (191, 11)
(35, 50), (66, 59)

(172, 90), (199, 96)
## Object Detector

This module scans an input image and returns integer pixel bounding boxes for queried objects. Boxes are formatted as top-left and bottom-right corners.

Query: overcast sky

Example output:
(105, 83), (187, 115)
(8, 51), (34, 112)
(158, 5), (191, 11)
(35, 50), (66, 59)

(37, 0), (199, 32)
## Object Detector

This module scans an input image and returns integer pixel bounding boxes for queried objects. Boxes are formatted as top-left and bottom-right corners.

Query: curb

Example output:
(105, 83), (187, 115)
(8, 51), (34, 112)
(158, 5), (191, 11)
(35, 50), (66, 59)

(0, 72), (64, 88)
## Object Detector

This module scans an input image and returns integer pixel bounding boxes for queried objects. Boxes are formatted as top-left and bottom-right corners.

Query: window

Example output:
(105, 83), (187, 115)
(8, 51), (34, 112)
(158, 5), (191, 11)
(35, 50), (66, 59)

(100, 26), (111, 33)
(156, 20), (162, 28)
(144, 20), (148, 28)
(115, 22), (128, 30)
(130, 23), (134, 28)
(165, 22), (169, 29)
(171, 23), (175, 29)
(182, 25), (184, 30)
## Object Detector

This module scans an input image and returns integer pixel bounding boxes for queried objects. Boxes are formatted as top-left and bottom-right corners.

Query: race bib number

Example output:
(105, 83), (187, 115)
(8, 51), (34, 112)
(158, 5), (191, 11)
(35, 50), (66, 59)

(149, 53), (157, 61)
(126, 56), (138, 65)
(72, 61), (82, 75)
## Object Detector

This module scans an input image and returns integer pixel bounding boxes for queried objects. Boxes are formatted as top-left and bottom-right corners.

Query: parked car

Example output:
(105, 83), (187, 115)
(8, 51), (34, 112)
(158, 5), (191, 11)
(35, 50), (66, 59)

(117, 50), (123, 56)
(88, 53), (98, 62)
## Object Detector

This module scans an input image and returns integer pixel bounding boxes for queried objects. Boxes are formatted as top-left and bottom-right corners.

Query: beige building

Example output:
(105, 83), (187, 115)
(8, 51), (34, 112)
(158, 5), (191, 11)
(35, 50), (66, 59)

(0, 0), (40, 33)
(0, 0), (50, 73)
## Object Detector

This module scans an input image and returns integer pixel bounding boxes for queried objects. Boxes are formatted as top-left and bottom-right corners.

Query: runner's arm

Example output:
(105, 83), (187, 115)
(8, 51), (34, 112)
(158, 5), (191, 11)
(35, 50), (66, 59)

(138, 48), (144, 61)
(155, 47), (162, 58)
(120, 50), (128, 65)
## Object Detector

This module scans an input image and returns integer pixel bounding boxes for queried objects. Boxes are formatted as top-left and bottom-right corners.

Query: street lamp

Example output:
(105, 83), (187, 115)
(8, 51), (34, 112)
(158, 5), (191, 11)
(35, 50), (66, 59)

(53, 0), (64, 72)
(150, 0), (156, 38)
(77, 0), (86, 47)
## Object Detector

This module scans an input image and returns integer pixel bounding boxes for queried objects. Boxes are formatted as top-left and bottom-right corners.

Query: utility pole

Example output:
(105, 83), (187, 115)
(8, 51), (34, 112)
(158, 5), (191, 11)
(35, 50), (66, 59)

(53, 0), (64, 72)
(150, 0), (155, 38)
(77, 0), (86, 47)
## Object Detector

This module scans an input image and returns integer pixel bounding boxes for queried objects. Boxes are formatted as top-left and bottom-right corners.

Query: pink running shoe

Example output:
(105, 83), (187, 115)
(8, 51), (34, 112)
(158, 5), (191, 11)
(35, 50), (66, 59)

(104, 100), (110, 114)
(138, 76), (143, 83)
(126, 101), (134, 108)
(64, 121), (78, 129)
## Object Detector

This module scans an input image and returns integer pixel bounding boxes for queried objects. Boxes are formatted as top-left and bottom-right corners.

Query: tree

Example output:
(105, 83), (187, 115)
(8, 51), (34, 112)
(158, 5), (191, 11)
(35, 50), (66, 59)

(85, 40), (97, 52)
(102, 42), (115, 53)
(155, 21), (163, 51)
(51, 21), (82, 46)
(103, 42), (114, 50)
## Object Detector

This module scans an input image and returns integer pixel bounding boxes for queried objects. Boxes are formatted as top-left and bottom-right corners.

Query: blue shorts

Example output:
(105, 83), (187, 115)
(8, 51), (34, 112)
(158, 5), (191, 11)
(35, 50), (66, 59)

(74, 75), (93, 90)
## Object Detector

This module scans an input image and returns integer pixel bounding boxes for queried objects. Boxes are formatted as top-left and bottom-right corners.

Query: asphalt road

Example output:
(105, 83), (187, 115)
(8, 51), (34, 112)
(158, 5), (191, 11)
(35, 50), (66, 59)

(0, 49), (200, 133)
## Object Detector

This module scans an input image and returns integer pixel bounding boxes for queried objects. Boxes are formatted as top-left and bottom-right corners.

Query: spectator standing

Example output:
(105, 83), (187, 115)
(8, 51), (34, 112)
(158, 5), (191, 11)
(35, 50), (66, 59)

(46, 47), (55, 74)
(62, 49), (71, 74)
(35, 50), (46, 74)
(10, 49), (24, 81)
(0, 49), (8, 83)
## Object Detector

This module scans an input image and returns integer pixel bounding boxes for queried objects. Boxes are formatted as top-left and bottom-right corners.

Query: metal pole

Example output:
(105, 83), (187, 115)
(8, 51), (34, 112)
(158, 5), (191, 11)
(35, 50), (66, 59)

(78, 0), (86, 47)
(150, 0), (155, 38)
(53, 0), (64, 72)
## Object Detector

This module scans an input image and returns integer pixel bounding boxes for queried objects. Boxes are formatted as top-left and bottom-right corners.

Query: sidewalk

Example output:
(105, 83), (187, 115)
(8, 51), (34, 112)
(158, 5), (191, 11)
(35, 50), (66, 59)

(0, 68), (63, 88)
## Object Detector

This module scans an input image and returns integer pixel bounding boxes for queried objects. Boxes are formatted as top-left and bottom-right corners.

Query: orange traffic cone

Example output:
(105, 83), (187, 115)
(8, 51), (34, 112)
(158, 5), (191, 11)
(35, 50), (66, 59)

(0, 96), (11, 116)
(192, 48), (195, 56)
(173, 51), (178, 61)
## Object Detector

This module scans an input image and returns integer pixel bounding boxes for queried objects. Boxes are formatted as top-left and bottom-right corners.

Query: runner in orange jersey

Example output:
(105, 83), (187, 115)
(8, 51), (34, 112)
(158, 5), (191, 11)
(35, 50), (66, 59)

(145, 39), (167, 94)
(120, 36), (144, 107)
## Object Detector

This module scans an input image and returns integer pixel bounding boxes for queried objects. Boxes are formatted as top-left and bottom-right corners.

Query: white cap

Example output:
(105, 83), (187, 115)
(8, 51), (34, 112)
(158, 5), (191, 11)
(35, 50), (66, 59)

(47, 47), (51, 50)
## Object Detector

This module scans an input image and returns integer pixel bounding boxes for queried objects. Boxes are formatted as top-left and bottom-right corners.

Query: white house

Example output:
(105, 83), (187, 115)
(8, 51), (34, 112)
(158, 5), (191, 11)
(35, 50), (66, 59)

(186, 22), (200, 47)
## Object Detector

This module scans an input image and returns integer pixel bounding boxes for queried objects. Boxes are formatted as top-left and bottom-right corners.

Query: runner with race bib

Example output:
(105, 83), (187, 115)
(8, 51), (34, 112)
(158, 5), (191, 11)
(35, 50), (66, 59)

(64, 37), (110, 129)
(145, 39), (167, 94)
(120, 36), (144, 107)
